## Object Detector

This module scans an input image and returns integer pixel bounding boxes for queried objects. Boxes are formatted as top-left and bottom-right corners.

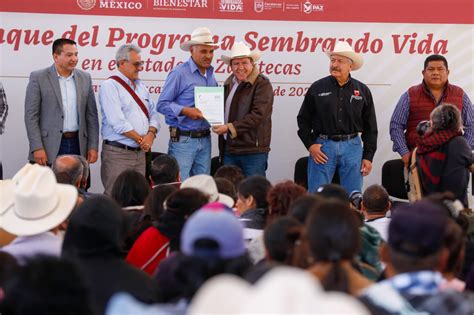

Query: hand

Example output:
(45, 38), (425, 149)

(361, 159), (372, 176)
(33, 149), (48, 166)
(87, 149), (98, 164)
(182, 107), (204, 120)
(139, 133), (154, 152)
(401, 153), (410, 167)
(309, 144), (328, 164)
(212, 124), (228, 135)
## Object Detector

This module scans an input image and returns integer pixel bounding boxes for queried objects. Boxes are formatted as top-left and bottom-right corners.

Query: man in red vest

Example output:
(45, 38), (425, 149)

(390, 54), (473, 166)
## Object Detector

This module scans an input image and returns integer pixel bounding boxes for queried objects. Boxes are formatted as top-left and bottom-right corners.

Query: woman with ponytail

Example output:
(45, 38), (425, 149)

(306, 200), (373, 295)
(416, 104), (473, 206)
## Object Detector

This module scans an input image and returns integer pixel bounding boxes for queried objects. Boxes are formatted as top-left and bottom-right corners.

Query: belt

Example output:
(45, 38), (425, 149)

(171, 128), (210, 138)
(104, 140), (141, 152)
(62, 131), (78, 139)
(319, 133), (358, 142)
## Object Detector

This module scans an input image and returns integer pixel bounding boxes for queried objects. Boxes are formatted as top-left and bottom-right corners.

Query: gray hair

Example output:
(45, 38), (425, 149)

(115, 44), (141, 65)
(430, 103), (462, 132)
(52, 155), (84, 186)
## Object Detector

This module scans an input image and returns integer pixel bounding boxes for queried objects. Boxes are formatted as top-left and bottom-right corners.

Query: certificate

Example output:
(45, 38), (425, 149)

(194, 86), (224, 125)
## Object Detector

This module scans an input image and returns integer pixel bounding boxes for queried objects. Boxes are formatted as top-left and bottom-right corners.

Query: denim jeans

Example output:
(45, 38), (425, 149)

(57, 136), (81, 156)
(168, 135), (211, 180)
(308, 136), (363, 194)
(223, 153), (268, 177)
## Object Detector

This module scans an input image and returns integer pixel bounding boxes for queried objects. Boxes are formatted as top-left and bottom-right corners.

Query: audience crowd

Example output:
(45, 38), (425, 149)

(1, 153), (474, 315)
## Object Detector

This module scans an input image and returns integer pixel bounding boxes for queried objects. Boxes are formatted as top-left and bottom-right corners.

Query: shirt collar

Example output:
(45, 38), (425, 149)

(331, 74), (352, 87)
(55, 67), (74, 79)
(188, 57), (214, 75)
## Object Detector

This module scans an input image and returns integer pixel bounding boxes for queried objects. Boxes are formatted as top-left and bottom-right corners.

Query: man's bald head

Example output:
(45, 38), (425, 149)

(52, 155), (84, 188)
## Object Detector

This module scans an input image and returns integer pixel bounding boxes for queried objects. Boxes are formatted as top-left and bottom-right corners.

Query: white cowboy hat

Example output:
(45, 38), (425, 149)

(180, 27), (220, 51)
(325, 41), (364, 71)
(1, 163), (78, 236)
(181, 174), (234, 208)
(221, 41), (261, 65)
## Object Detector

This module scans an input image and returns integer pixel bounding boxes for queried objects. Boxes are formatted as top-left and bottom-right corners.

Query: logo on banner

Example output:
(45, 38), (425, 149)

(77, 0), (97, 10)
(98, 0), (143, 9)
(219, 0), (243, 12)
(303, 1), (324, 13)
(254, 0), (264, 13)
(153, 0), (208, 10)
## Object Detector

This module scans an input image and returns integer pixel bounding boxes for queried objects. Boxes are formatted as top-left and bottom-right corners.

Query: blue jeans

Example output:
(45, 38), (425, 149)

(168, 135), (211, 180)
(308, 136), (363, 194)
(57, 136), (80, 156)
(223, 153), (268, 177)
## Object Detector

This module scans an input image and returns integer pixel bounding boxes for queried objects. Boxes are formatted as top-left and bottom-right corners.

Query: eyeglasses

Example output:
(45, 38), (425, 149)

(126, 60), (144, 68)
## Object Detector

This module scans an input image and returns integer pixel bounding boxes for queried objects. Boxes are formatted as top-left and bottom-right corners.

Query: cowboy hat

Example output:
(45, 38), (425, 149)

(180, 27), (220, 51)
(325, 41), (364, 70)
(181, 174), (234, 208)
(1, 164), (78, 236)
(221, 41), (261, 65)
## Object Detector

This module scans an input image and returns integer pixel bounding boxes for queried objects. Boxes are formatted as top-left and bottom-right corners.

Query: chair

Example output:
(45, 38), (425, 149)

(381, 159), (408, 200)
(211, 156), (223, 176)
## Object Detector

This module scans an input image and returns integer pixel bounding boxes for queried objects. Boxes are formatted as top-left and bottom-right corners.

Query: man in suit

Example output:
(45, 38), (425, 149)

(24, 38), (99, 166)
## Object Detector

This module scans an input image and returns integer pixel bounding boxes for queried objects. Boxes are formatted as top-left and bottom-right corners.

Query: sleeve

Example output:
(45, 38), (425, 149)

(228, 79), (274, 138)
(0, 82), (8, 134)
(84, 73), (99, 150)
(99, 80), (134, 134)
(361, 87), (378, 161)
(389, 92), (410, 156)
(156, 69), (185, 118)
(297, 85), (316, 150)
(146, 89), (161, 133)
(461, 93), (474, 149)
(24, 71), (44, 152)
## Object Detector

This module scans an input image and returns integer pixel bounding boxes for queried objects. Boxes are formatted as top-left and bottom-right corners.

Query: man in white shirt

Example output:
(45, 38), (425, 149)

(361, 184), (391, 241)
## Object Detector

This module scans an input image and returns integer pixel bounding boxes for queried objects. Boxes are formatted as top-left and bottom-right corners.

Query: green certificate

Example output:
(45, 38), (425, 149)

(194, 86), (224, 125)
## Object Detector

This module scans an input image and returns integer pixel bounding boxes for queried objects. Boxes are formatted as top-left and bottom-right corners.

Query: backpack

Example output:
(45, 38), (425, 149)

(407, 148), (423, 202)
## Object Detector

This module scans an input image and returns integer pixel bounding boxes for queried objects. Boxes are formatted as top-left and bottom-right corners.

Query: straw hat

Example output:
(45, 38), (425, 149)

(325, 41), (364, 70)
(221, 41), (261, 65)
(180, 27), (220, 51)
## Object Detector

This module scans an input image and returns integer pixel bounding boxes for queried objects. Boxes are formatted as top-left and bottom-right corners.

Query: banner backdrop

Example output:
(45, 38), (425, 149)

(1, 0), (473, 194)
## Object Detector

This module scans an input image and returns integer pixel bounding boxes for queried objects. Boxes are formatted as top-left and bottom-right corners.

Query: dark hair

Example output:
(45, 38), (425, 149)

(289, 194), (321, 224)
(163, 188), (208, 217)
(150, 154), (180, 185)
(166, 251), (252, 301)
(214, 177), (237, 202)
(443, 219), (465, 275)
(306, 200), (361, 293)
(1, 256), (92, 315)
(430, 103), (462, 132)
(264, 217), (302, 264)
(52, 38), (76, 55)
(388, 246), (443, 274)
(214, 165), (245, 187)
(238, 176), (272, 209)
(424, 54), (448, 70)
(362, 184), (390, 213)
(111, 170), (151, 207)
(0, 252), (19, 287)
(267, 181), (306, 224)
(144, 185), (178, 222)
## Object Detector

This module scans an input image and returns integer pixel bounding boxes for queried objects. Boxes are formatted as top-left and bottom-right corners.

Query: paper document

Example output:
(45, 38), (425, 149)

(194, 86), (224, 125)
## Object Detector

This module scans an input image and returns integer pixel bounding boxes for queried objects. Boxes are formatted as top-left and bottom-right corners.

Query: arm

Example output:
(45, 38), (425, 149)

(227, 79), (274, 138)
(389, 92), (410, 159)
(24, 72), (45, 153)
(361, 87), (378, 162)
(0, 82), (8, 134)
(461, 93), (474, 149)
(85, 74), (99, 151)
(156, 69), (187, 118)
(297, 86), (316, 150)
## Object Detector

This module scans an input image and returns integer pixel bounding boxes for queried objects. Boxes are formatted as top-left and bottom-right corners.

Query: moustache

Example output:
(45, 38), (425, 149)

(331, 67), (340, 72)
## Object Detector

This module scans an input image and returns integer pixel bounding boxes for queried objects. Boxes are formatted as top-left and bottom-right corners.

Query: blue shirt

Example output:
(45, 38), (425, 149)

(156, 57), (217, 131)
(390, 88), (474, 156)
(99, 72), (160, 147)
